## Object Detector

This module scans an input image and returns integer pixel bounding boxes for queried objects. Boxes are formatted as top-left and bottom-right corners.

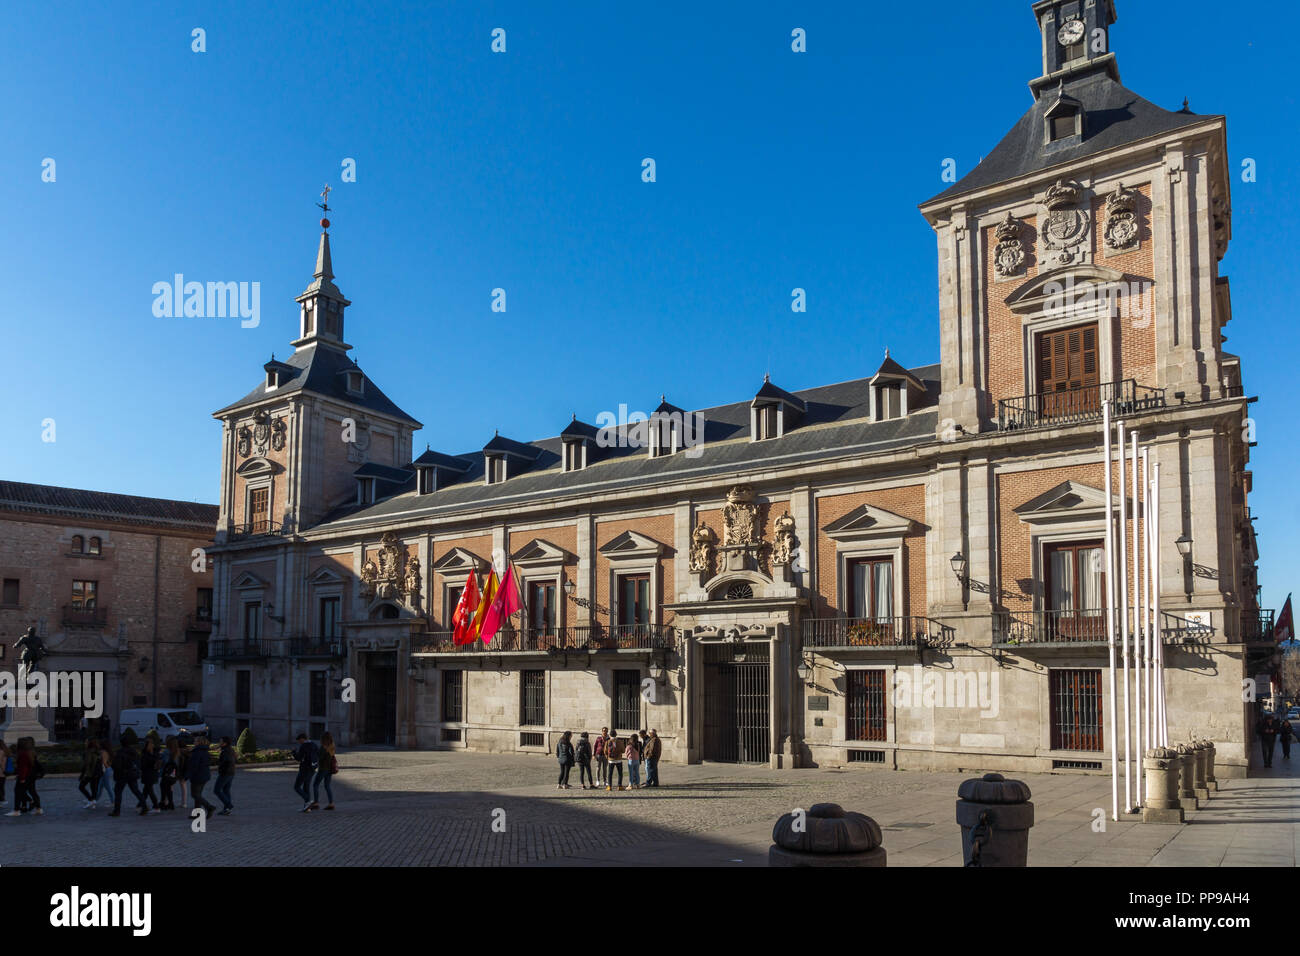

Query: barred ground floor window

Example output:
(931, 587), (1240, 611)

(443, 669), (464, 722)
(612, 669), (641, 732)
(846, 669), (887, 742)
(1050, 668), (1103, 751)
(520, 670), (545, 726)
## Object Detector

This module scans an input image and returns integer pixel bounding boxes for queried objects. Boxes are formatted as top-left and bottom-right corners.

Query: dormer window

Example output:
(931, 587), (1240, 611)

(649, 413), (678, 458)
(868, 352), (924, 421)
(418, 468), (436, 495)
(346, 371), (364, 395)
(266, 369), (280, 389)
(486, 455), (506, 485)
(1043, 87), (1084, 145)
(563, 441), (587, 473)
(875, 383), (903, 421)
(755, 404), (779, 441)
(1049, 108), (1079, 141)
(356, 477), (376, 505)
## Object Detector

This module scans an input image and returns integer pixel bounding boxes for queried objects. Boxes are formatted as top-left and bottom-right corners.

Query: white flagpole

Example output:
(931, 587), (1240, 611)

(1152, 461), (1167, 746)
(1103, 401), (1119, 821)
(1142, 448), (1152, 765)
(1132, 431), (1143, 805)
(1118, 419), (1132, 812)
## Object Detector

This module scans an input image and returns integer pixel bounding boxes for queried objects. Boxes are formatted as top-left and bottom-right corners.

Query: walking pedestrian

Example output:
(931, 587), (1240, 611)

(96, 742), (114, 805)
(1257, 713), (1279, 769)
(0, 739), (9, 808)
(292, 732), (319, 811)
(556, 730), (575, 790)
(139, 738), (162, 814)
(187, 736), (216, 817)
(12, 739), (44, 815)
(311, 731), (337, 811)
(160, 737), (180, 810)
(78, 738), (101, 807)
(109, 737), (146, 817)
(575, 732), (595, 789)
(213, 737), (236, 815)
(625, 730), (642, 790)
(177, 740), (191, 810)
(1280, 717), (1295, 761)
(604, 734), (625, 791)
(644, 729), (662, 788)
(594, 727), (609, 787)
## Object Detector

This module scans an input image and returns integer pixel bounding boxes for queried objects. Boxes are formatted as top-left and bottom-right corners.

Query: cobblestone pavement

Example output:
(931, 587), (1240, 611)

(2, 750), (1294, 866)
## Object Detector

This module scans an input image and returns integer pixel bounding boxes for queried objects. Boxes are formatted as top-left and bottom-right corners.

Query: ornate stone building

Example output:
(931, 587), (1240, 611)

(0, 481), (216, 739)
(202, 0), (1265, 776)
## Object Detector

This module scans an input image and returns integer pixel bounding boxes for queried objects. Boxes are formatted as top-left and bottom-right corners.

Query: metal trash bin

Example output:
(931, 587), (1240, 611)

(955, 772), (1034, 867)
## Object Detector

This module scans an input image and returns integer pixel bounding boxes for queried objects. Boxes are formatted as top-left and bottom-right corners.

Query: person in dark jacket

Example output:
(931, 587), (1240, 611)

(1257, 714), (1279, 768)
(593, 727), (609, 787)
(604, 734), (625, 791)
(0, 739), (9, 807)
(138, 738), (161, 814)
(292, 733), (319, 811)
(109, 739), (145, 817)
(556, 730), (575, 790)
(311, 731), (337, 811)
(187, 737), (216, 817)
(644, 729), (662, 788)
(575, 732), (595, 789)
(213, 737), (236, 814)
(1280, 718), (1295, 761)
(159, 737), (180, 810)
(78, 738), (101, 808)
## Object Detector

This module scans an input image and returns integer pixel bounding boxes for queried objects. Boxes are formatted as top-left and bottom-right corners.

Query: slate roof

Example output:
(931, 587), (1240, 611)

(0, 480), (217, 532)
(213, 342), (422, 427)
(924, 64), (1216, 207)
(311, 364), (942, 531)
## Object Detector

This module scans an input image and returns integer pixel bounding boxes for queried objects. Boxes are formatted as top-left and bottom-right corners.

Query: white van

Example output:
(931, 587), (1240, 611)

(117, 708), (210, 742)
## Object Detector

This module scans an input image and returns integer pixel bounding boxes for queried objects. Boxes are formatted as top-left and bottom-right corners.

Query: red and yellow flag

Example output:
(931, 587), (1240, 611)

(472, 569), (499, 644)
(480, 563), (523, 645)
(451, 569), (480, 645)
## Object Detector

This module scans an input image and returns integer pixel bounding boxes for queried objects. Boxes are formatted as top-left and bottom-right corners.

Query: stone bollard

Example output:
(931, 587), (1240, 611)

(768, 803), (886, 867)
(1141, 747), (1185, 824)
(955, 772), (1034, 867)
(1176, 744), (1199, 812)
(1202, 739), (1218, 791)
(1192, 740), (1210, 801)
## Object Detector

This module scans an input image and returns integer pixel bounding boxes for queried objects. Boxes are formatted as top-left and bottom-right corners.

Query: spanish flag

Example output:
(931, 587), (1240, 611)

(472, 569), (499, 644)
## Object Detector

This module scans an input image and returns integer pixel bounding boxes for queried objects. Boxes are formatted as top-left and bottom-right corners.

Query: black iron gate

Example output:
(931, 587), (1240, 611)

(701, 642), (770, 763)
(363, 652), (398, 745)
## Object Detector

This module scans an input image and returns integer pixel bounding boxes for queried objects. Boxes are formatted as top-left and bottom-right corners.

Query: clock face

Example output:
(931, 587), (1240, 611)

(1058, 18), (1086, 46)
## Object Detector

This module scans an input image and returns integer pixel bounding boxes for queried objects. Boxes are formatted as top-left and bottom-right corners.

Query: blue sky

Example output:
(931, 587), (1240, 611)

(1, 1), (1295, 609)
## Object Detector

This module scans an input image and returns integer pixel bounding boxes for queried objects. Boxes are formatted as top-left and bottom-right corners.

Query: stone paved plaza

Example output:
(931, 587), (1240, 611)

(3, 751), (1296, 866)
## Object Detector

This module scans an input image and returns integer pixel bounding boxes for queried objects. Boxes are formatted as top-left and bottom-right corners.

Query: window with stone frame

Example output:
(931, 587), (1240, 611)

(442, 669), (464, 723)
(1050, 668), (1103, 751)
(71, 579), (98, 609)
(2, 578), (19, 606)
(319, 596), (341, 638)
(242, 601), (262, 643)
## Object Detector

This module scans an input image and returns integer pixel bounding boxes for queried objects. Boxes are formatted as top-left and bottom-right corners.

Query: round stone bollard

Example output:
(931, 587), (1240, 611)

(768, 802), (887, 867)
(1202, 739), (1218, 791)
(955, 772), (1034, 867)
(1192, 740), (1210, 801)
(1176, 744), (1199, 811)
(1141, 747), (1185, 824)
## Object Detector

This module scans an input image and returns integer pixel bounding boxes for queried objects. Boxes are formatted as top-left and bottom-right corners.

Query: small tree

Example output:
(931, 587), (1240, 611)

(235, 727), (258, 756)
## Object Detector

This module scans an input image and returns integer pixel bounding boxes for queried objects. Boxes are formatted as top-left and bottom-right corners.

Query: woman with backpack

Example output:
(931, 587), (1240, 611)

(625, 731), (642, 790)
(79, 738), (101, 808)
(556, 730), (575, 790)
(311, 731), (338, 811)
(160, 737), (180, 810)
(575, 732), (595, 789)
(604, 734), (625, 791)
(593, 727), (608, 788)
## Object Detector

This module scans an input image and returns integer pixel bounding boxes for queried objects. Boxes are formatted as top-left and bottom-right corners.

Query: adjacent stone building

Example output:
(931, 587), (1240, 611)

(0, 481), (216, 739)
(202, 0), (1267, 777)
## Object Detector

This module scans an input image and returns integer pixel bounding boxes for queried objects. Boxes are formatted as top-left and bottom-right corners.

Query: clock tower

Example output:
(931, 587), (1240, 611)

(1031, 0), (1118, 97)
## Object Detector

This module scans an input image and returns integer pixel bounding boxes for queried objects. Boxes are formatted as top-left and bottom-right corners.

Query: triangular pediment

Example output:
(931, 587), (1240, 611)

(431, 547), (488, 577)
(511, 538), (575, 566)
(822, 503), (916, 541)
(1005, 264), (1126, 314)
(235, 457), (282, 477)
(1014, 480), (1123, 524)
(232, 571), (268, 590)
(307, 566), (346, 585)
(598, 529), (667, 559)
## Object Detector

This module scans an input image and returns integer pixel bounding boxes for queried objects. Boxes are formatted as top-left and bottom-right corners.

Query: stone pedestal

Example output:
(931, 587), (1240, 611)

(768, 803), (886, 867)
(956, 772), (1034, 867)
(1176, 745), (1199, 812)
(1192, 741), (1210, 801)
(1141, 747), (1185, 824)
(3, 666), (52, 745)
(1203, 739), (1218, 791)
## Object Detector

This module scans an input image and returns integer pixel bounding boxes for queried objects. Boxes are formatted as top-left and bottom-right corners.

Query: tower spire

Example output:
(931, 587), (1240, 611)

(293, 184), (351, 351)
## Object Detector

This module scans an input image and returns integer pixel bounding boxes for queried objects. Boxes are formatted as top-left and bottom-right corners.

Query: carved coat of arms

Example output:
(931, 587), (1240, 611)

(1103, 182), (1139, 252)
(1039, 179), (1090, 265)
(688, 522), (716, 576)
(360, 531), (416, 604)
(993, 212), (1025, 278)
(722, 485), (760, 546)
(771, 512), (797, 566)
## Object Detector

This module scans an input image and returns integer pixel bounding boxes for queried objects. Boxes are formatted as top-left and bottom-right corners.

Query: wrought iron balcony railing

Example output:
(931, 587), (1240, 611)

(285, 636), (345, 658)
(802, 616), (955, 649)
(1242, 609), (1276, 645)
(207, 639), (278, 660)
(994, 608), (1109, 646)
(63, 604), (108, 627)
(228, 520), (284, 540)
(998, 379), (1165, 432)
(411, 624), (677, 654)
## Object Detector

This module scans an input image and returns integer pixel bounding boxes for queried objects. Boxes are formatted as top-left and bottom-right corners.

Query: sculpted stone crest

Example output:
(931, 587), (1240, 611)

(688, 522), (717, 576)
(270, 416), (287, 452)
(251, 410), (271, 457)
(360, 531), (414, 603)
(993, 211), (1025, 278)
(1103, 182), (1139, 252)
(1038, 179), (1090, 265)
(722, 485), (760, 546)
(771, 512), (797, 566)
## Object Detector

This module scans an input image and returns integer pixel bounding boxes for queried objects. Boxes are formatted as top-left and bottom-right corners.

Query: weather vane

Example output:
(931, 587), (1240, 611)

(317, 183), (332, 229)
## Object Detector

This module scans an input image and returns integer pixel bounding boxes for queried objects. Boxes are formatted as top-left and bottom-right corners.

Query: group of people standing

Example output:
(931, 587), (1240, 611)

(69, 735), (238, 817)
(1255, 711), (1296, 768)
(556, 728), (662, 791)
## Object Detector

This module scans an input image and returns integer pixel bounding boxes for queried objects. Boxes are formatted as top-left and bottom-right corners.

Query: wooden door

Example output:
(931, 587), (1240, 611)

(1037, 323), (1099, 420)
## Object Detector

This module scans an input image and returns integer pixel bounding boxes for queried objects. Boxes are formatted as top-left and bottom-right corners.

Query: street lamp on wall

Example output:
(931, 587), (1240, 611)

(1175, 534), (1193, 602)
(795, 660), (812, 685)
(950, 551), (968, 583)
(563, 577), (577, 599)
